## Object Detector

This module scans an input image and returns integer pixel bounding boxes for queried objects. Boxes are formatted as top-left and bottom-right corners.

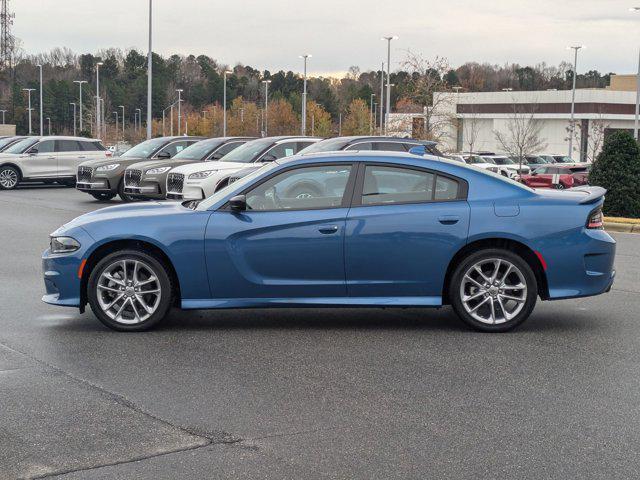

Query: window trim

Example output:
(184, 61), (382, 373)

(219, 161), (358, 213)
(351, 162), (468, 208)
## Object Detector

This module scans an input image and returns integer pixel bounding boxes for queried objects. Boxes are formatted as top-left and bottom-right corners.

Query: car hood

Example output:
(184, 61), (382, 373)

(169, 161), (252, 175)
(56, 202), (191, 235)
(127, 158), (201, 171)
(80, 156), (149, 169)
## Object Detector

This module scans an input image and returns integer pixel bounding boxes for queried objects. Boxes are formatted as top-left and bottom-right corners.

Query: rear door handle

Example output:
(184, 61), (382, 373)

(438, 215), (460, 225)
(78, 156), (86, 159)
(318, 225), (339, 234)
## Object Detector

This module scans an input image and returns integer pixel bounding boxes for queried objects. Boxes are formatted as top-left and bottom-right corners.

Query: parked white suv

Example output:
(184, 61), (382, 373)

(166, 136), (321, 200)
(0, 136), (109, 190)
(482, 155), (530, 178)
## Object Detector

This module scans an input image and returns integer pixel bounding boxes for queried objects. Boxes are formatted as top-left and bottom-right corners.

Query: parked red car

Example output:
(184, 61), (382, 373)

(519, 165), (576, 189)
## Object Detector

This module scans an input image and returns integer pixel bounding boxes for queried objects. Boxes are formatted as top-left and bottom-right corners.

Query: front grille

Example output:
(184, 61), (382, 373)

(167, 173), (184, 193)
(77, 166), (93, 182)
(125, 169), (142, 188)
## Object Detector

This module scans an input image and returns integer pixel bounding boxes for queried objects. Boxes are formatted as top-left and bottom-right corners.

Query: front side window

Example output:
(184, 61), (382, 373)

(245, 164), (353, 211)
(361, 166), (434, 205)
(35, 140), (56, 153)
(261, 142), (297, 162)
(157, 141), (191, 158)
(212, 141), (244, 159)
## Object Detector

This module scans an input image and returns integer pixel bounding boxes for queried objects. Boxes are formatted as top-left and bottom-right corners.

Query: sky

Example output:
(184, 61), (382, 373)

(15, 0), (640, 77)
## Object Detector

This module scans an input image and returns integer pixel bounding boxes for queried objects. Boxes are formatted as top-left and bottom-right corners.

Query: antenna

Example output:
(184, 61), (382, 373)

(0, 0), (15, 69)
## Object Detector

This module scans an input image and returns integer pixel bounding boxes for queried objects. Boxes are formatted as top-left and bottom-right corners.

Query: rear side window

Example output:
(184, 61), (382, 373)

(345, 142), (373, 151)
(434, 176), (460, 200)
(361, 166), (434, 205)
(373, 142), (407, 152)
(57, 140), (82, 152)
(80, 141), (105, 151)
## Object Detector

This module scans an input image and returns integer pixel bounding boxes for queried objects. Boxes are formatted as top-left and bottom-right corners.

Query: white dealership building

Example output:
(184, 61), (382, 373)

(388, 75), (638, 161)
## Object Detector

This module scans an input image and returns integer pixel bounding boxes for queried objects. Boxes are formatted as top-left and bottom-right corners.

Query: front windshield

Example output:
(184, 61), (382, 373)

(491, 157), (515, 165)
(299, 138), (350, 154)
(4, 137), (38, 154)
(553, 155), (575, 163)
(220, 138), (274, 163)
(0, 137), (21, 150)
(173, 140), (223, 161)
(121, 138), (168, 158)
(527, 156), (547, 164)
(196, 163), (278, 210)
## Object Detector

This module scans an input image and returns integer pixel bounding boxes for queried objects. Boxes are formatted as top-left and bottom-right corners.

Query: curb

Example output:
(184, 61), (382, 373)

(605, 222), (640, 234)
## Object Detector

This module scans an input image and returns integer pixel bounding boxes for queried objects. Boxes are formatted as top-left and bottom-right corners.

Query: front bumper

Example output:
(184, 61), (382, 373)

(76, 178), (113, 192)
(123, 180), (164, 199)
(167, 183), (205, 201)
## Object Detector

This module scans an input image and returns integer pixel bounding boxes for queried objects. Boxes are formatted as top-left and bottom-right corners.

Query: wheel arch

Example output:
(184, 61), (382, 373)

(442, 237), (549, 304)
(0, 162), (23, 178)
(80, 238), (182, 311)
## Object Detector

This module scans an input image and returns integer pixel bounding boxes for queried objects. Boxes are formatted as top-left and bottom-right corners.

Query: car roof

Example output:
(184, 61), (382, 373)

(31, 136), (103, 142)
(334, 136), (437, 145)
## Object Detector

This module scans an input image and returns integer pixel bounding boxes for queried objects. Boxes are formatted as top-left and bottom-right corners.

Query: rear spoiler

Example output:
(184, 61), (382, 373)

(568, 186), (607, 205)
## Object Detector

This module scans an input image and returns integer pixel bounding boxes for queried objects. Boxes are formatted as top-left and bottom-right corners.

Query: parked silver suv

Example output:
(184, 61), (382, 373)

(0, 136), (109, 190)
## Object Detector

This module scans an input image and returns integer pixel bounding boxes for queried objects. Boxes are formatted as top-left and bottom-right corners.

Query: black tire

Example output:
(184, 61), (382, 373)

(449, 248), (538, 332)
(118, 179), (137, 202)
(90, 192), (117, 201)
(87, 250), (173, 332)
(0, 165), (20, 190)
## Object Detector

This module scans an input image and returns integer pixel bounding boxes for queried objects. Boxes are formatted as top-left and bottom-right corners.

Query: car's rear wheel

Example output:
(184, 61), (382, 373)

(449, 249), (537, 332)
(118, 179), (137, 202)
(87, 250), (173, 331)
(90, 192), (117, 201)
(0, 166), (20, 190)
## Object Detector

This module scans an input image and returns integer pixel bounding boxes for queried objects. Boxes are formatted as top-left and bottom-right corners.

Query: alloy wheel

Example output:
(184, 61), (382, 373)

(459, 258), (527, 325)
(0, 168), (18, 189)
(96, 259), (162, 324)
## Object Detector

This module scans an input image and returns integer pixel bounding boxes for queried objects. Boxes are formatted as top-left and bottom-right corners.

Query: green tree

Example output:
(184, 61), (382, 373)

(342, 99), (369, 135)
(589, 131), (640, 218)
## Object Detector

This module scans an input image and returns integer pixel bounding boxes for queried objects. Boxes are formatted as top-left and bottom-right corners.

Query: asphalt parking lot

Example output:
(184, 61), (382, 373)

(1, 186), (639, 479)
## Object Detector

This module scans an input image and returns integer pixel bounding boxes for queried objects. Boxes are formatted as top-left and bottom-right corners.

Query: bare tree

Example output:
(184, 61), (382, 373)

(463, 105), (481, 153)
(493, 101), (547, 171)
(568, 114), (610, 162)
(401, 51), (453, 142)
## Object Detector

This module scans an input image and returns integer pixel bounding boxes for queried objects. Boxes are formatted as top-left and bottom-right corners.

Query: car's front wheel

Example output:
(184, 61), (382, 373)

(0, 165), (20, 190)
(118, 180), (137, 203)
(87, 250), (173, 331)
(449, 249), (538, 332)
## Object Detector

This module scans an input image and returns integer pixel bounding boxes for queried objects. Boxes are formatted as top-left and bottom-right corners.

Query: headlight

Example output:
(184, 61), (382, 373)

(96, 163), (120, 172)
(188, 170), (216, 180)
(50, 236), (80, 254)
(145, 166), (171, 175)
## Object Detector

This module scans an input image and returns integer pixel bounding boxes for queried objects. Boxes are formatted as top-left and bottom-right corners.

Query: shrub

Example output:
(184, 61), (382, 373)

(589, 131), (640, 218)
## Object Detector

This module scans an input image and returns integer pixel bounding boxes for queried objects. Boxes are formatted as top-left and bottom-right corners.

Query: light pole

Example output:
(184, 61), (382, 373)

(170, 103), (174, 136)
(113, 112), (118, 141)
(262, 80), (271, 136)
(0, 110), (6, 124)
(134, 111), (138, 134)
(379, 62), (384, 135)
(631, 8), (640, 140)
(567, 45), (584, 158)
(95, 61), (103, 139)
(146, 0), (153, 139)
(70, 102), (77, 136)
(37, 64), (43, 135)
(136, 108), (142, 133)
(119, 105), (125, 140)
(176, 89), (183, 135)
(22, 88), (35, 134)
(46, 117), (51, 135)
(100, 98), (105, 138)
(382, 36), (398, 135)
(223, 70), (232, 136)
(370, 93), (376, 135)
(300, 54), (311, 135)
(74, 80), (87, 132)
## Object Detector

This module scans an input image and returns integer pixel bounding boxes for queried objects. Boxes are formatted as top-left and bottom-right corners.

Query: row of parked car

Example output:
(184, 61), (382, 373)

(0, 133), (590, 196)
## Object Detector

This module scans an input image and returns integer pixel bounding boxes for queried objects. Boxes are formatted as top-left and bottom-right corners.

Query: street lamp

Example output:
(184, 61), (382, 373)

(300, 54), (311, 135)
(379, 61), (384, 135)
(631, 7), (640, 140)
(74, 80), (87, 132)
(70, 102), (77, 136)
(567, 45), (585, 158)
(223, 70), (232, 136)
(22, 88), (35, 134)
(37, 64), (43, 135)
(370, 93), (376, 135)
(118, 105), (125, 140)
(95, 61), (104, 139)
(176, 89), (183, 135)
(381, 35), (398, 135)
(146, 0), (153, 139)
(262, 80), (271, 136)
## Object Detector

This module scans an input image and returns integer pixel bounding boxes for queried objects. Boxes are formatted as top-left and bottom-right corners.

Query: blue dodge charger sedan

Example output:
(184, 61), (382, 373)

(42, 151), (616, 332)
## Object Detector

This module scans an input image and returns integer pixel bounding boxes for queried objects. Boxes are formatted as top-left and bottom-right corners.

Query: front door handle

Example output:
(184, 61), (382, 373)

(47, 156), (56, 160)
(318, 225), (339, 234)
(438, 215), (460, 225)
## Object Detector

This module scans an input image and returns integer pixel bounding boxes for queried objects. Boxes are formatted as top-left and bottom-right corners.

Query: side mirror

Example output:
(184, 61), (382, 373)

(28, 148), (38, 155)
(531, 171), (538, 176)
(229, 194), (247, 211)
(408, 145), (426, 156)
(208, 152), (223, 161)
(156, 151), (171, 159)
(260, 154), (277, 163)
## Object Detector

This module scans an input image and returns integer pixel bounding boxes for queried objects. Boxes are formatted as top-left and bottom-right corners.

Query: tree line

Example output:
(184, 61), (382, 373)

(0, 46), (614, 142)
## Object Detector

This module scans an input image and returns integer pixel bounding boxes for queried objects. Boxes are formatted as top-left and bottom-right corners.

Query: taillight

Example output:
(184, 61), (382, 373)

(587, 207), (604, 229)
